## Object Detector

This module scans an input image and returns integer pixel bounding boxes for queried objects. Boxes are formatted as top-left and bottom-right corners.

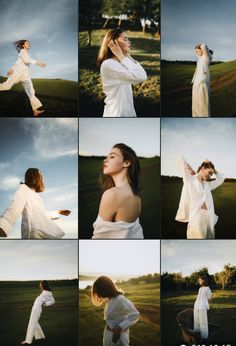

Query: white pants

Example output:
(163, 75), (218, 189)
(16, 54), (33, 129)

(0, 71), (42, 111)
(192, 82), (210, 117)
(187, 209), (214, 239)
(194, 308), (209, 339)
(25, 305), (45, 344)
(103, 328), (130, 346)
(30, 231), (56, 239)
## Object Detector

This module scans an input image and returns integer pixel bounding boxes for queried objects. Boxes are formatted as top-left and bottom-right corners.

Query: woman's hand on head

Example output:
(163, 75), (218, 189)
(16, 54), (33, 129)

(0, 228), (7, 237)
(59, 209), (71, 216)
(37, 61), (46, 68)
(112, 325), (122, 343)
(108, 39), (125, 61)
(7, 68), (14, 76)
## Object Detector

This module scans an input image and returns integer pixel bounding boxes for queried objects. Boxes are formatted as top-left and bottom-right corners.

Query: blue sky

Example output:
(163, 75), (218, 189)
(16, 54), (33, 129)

(0, 0), (78, 81)
(162, 240), (236, 275)
(0, 118), (78, 238)
(79, 118), (160, 157)
(0, 241), (77, 280)
(161, 118), (236, 178)
(162, 0), (236, 61)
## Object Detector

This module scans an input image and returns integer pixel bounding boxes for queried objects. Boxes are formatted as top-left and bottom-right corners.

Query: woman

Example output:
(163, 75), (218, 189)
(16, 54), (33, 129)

(92, 276), (139, 346)
(21, 280), (55, 345)
(176, 156), (225, 239)
(0, 168), (71, 239)
(0, 40), (46, 117)
(192, 43), (213, 117)
(194, 276), (211, 340)
(97, 29), (147, 117)
(92, 143), (144, 239)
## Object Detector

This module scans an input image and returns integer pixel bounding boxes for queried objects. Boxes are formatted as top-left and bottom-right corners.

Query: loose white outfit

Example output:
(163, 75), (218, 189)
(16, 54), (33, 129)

(194, 286), (211, 339)
(192, 44), (212, 117)
(0, 48), (42, 111)
(103, 295), (139, 346)
(0, 184), (65, 239)
(25, 290), (55, 344)
(175, 157), (225, 239)
(92, 215), (144, 239)
(101, 57), (147, 117)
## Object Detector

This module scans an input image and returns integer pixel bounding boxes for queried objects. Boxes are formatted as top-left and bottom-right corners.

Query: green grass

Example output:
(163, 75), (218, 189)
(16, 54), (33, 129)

(0, 77), (78, 116)
(161, 178), (236, 238)
(161, 60), (236, 116)
(79, 30), (160, 117)
(162, 289), (236, 346)
(79, 156), (160, 238)
(0, 281), (78, 346)
(79, 282), (160, 346)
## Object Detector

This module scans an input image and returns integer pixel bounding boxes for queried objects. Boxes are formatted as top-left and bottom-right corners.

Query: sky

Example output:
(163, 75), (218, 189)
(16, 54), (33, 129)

(0, 0), (78, 81)
(161, 118), (236, 178)
(162, 0), (236, 61)
(79, 118), (160, 157)
(0, 240), (77, 280)
(0, 118), (78, 238)
(79, 240), (160, 279)
(162, 240), (236, 276)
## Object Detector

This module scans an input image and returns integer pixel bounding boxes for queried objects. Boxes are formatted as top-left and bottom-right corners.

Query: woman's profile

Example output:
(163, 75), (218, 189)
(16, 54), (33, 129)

(192, 43), (213, 117)
(97, 29), (147, 117)
(92, 143), (144, 239)
(21, 280), (55, 345)
(0, 168), (71, 239)
(0, 40), (46, 117)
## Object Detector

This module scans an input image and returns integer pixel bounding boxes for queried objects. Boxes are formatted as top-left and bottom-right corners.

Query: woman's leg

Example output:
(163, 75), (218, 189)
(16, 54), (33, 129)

(21, 78), (43, 112)
(25, 306), (42, 344)
(187, 210), (208, 239)
(0, 74), (20, 91)
(34, 322), (45, 340)
(199, 309), (209, 339)
(194, 308), (200, 332)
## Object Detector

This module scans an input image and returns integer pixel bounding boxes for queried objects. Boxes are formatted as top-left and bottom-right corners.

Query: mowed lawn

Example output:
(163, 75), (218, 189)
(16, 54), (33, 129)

(79, 156), (160, 239)
(161, 60), (236, 116)
(79, 282), (160, 346)
(162, 289), (236, 346)
(161, 178), (236, 239)
(79, 30), (160, 117)
(0, 281), (78, 346)
(0, 77), (78, 116)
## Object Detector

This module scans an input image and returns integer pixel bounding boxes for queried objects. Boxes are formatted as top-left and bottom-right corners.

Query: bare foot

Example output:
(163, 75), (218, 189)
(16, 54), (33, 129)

(33, 109), (45, 117)
(21, 341), (29, 345)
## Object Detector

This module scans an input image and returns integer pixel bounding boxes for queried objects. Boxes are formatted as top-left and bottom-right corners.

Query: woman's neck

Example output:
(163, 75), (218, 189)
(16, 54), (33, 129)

(111, 172), (130, 189)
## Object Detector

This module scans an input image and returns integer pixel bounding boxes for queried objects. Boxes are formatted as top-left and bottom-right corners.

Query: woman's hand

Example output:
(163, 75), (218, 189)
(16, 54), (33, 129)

(0, 228), (7, 237)
(7, 69), (14, 76)
(59, 210), (71, 216)
(108, 39), (125, 61)
(187, 164), (195, 175)
(37, 61), (46, 68)
(112, 325), (122, 343)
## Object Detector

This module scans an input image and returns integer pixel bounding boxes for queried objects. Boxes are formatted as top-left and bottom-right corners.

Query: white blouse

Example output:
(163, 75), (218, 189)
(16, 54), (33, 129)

(33, 290), (55, 310)
(13, 49), (37, 74)
(175, 156), (225, 230)
(194, 286), (211, 310)
(0, 184), (65, 239)
(92, 215), (144, 239)
(192, 44), (211, 87)
(101, 57), (147, 117)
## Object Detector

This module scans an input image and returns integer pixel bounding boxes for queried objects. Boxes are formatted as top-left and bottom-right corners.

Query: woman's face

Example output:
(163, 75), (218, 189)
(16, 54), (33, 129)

(195, 48), (203, 57)
(117, 32), (131, 54)
(23, 41), (30, 49)
(39, 282), (43, 290)
(200, 167), (214, 181)
(103, 147), (128, 176)
(199, 278), (204, 286)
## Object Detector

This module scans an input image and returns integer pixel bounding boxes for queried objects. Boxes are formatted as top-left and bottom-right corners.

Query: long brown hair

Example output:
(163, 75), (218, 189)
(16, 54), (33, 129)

(24, 168), (45, 192)
(13, 40), (29, 52)
(91, 276), (123, 306)
(40, 280), (52, 291)
(199, 276), (208, 287)
(197, 161), (216, 173)
(99, 143), (140, 195)
(97, 28), (124, 66)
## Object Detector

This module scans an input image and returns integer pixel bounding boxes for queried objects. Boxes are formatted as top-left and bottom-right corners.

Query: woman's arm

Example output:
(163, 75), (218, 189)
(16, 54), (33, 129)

(201, 44), (210, 61)
(19, 49), (46, 67)
(177, 156), (195, 181)
(208, 171), (225, 191)
(98, 189), (117, 221)
(43, 294), (55, 307)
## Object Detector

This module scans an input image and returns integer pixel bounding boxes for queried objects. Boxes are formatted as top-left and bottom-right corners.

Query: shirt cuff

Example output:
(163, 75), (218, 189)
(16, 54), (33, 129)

(120, 57), (137, 70)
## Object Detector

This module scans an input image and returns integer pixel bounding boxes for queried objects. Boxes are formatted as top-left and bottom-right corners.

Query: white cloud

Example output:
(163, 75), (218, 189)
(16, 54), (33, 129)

(0, 175), (20, 191)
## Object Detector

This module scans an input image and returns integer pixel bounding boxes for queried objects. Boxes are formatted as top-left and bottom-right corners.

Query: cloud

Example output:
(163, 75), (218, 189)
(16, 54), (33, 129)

(0, 175), (20, 191)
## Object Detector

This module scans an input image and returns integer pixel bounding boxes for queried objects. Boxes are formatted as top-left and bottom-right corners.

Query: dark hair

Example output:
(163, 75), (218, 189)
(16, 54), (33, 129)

(99, 143), (140, 195)
(13, 40), (29, 52)
(40, 280), (52, 291)
(197, 161), (216, 173)
(91, 276), (123, 306)
(24, 168), (45, 193)
(97, 28), (124, 65)
(199, 276), (208, 286)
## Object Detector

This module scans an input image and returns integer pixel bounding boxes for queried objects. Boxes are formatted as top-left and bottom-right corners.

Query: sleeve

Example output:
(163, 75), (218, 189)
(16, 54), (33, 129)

(43, 293), (55, 307)
(201, 44), (210, 62)
(206, 287), (211, 300)
(208, 172), (225, 191)
(101, 57), (147, 85)
(0, 185), (27, 236)
(47, 210), (60, 220)
(118, 296), (140, 330)
(176, 156), (193, 181)
(19, 49), (37, 65)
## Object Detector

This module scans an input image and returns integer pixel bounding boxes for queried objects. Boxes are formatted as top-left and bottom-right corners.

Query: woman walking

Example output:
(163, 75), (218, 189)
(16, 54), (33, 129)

(0, 40), (46, 117)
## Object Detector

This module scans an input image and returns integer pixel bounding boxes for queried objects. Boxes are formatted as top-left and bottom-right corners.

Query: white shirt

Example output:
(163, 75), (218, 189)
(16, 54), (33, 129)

(192, 44), (211, 87)
(175, 156), (225, 230)
(0, 184), (65, 239)
(12, 49), (37, 74)
(101, 57), (147, 117)
(92, 215), (144, 239)
(104, 295), (139, 330)
(33, 290), (55, 309)
(194, 286), (211, 310)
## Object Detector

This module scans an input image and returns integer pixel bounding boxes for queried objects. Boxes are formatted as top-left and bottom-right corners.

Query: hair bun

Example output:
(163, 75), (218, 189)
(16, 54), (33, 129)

(209, 49), (213, 55)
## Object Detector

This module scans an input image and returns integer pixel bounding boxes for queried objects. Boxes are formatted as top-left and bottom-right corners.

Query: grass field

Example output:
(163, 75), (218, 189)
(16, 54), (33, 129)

(161, 178), (236, 239)
(0, 77), (78, 116)
(161, 60), (236, 116)
(79, 30), (160, 117)
(79, 281), (160, 346)
(0, 281), (78, 346)
(79, 156), (160, 239)
(162, 289), (236, 346)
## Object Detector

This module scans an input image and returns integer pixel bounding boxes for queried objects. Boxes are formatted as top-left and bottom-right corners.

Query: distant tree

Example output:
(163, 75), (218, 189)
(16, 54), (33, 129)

(80, 0), (103, 46)
(187, 267), (216, 289)
(129, 0), (160, 33)
(102, 0), (127, 28)
(215, 264), (236, 290)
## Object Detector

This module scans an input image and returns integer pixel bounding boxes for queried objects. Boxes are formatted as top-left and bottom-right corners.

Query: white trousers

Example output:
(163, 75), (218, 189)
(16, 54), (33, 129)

(0, 71), (42, 111)
(194, 308), (209, 339)
(30, 231), (55, 239)
(25, 305), (45, 344)
(103, 328), (130, 346)
(192, 82), (210, 117)
(187, 209), (214, 239)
